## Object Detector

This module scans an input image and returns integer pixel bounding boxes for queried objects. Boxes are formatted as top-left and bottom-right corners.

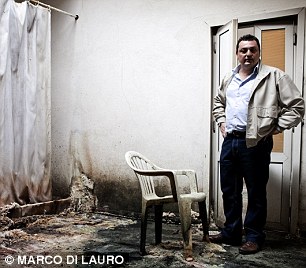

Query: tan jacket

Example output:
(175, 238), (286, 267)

(213, 62), (305, 147)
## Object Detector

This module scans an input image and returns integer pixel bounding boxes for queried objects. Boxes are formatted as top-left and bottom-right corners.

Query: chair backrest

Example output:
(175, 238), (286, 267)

(125, 151), (158, 197)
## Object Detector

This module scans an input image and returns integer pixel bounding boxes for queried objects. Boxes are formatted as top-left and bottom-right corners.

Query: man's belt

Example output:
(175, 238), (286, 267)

(227, 130), (246, 138)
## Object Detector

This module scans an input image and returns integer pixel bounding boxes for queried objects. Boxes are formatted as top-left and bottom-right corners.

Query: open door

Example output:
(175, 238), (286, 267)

(255, 24), (294, 231)
(211, 19), (238, 227)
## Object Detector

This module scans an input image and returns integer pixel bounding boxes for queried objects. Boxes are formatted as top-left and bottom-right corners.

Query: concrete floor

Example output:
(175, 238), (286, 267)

(1, 211), (305, 268)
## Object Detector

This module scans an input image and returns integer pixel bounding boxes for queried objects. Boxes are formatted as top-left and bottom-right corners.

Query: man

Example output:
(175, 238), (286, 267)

(212, 34), (304, 254)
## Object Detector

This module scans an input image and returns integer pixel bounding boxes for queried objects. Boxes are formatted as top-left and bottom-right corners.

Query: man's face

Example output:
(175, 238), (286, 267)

(236, 40), (260, 70)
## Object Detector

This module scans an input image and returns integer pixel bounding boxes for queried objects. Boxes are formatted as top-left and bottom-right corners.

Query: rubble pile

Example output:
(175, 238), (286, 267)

(69, 174), (98, 213)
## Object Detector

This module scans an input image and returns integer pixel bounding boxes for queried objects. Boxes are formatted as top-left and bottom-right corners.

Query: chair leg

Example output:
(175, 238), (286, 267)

(178, 200), (193, 259)
(198, 200), (210, 242)
(140, 205), (149, 255)
(154, 204), (163, 245)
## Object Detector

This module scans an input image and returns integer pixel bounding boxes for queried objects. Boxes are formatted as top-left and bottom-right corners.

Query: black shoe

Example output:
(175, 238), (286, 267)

(209, 233), (241, 246)
(239, 241), (261, 255)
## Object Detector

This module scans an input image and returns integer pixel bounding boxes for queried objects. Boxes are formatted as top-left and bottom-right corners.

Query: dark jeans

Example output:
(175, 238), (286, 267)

(219, 135), (273, 246)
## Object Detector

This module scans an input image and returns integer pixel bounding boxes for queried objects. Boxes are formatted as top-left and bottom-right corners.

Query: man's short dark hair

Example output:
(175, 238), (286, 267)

(236, 34), (261, 53)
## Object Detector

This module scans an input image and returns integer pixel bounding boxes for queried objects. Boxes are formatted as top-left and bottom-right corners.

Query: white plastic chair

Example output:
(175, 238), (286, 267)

(125, 151), (209, 259)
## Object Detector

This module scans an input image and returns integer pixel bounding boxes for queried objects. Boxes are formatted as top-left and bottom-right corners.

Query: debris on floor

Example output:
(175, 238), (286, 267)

(0, 205), (306, 267)
(0, 203), (16, 231)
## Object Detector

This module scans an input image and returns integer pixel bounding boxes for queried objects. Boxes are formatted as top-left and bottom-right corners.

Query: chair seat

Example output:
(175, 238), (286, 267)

(180, 192), (206, 202)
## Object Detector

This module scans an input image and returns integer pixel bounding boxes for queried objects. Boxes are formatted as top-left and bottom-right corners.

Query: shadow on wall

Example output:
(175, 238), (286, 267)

(94, 175), (181, 216)
(94, 177), (142, 214)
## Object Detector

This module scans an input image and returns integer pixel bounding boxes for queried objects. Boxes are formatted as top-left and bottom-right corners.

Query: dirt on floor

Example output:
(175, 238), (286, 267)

(0, 209), (306, 268)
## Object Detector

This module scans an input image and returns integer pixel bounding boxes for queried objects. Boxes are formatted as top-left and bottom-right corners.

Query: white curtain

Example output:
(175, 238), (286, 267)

(0, 0), (52, 206)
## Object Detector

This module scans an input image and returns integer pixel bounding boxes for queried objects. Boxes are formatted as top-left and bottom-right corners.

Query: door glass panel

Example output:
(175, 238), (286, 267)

(261, 29), (285, 153)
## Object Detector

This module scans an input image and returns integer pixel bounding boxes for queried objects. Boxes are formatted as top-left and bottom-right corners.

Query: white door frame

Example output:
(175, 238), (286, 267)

(289, 8), (305, 234)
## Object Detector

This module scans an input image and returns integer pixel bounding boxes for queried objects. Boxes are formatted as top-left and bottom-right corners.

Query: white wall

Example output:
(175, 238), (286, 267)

(48, 0), (211, 212)
(47, 0), (306, 226)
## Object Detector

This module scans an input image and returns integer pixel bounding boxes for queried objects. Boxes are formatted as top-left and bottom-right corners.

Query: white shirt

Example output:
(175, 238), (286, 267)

(226, 65), (258, 133)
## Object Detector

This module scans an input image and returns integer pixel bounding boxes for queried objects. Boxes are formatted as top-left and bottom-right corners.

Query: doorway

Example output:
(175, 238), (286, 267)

(211, 10), (305, 233)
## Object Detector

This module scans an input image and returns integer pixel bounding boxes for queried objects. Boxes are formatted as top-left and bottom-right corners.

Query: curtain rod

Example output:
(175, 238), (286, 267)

(28, 0), (79, 20)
